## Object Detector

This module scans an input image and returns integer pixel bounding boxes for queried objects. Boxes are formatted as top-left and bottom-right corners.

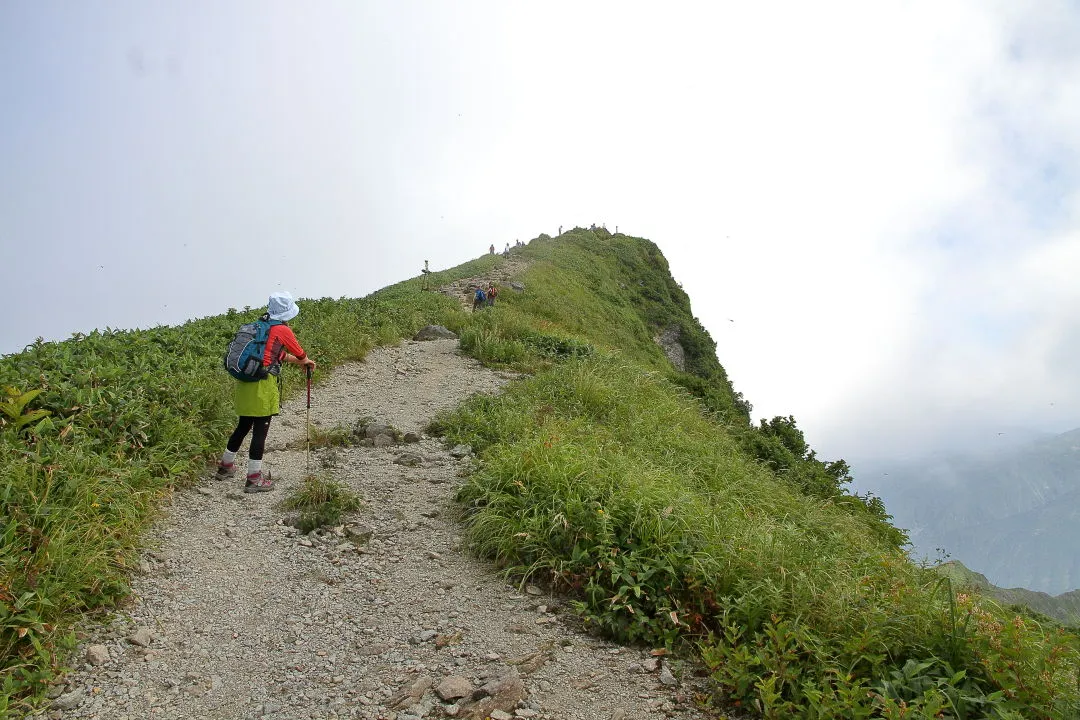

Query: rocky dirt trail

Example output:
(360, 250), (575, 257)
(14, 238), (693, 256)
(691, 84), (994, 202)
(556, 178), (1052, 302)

(34, 337), (714, 720)
(436, 255), (529, 311)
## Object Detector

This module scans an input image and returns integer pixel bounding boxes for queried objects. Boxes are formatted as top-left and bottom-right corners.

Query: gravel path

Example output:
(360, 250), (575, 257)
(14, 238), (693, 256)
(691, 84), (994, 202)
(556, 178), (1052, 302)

(35, 338), (713, 720)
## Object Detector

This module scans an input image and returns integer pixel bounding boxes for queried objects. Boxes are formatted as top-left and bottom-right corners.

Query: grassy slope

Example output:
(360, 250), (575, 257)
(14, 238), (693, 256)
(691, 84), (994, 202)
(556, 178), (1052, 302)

(442, 230), (1080, 717)
(938, 561), (1080, 628)
(2, 232), (1078, 718)
(0, 255), (498, 715)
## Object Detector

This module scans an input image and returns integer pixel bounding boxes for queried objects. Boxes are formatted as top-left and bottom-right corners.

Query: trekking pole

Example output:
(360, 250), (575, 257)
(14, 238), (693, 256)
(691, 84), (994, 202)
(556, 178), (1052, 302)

(305, 365), (312, 476)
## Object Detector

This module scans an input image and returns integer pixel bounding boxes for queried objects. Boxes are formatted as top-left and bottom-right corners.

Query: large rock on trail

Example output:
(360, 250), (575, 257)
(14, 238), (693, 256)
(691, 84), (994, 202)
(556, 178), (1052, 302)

(413, 325), (458, 341)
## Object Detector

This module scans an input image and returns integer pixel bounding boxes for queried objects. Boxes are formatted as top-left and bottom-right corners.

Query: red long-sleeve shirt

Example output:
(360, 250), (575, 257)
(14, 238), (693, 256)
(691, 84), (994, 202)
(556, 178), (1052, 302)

(263, 324), (306, 368)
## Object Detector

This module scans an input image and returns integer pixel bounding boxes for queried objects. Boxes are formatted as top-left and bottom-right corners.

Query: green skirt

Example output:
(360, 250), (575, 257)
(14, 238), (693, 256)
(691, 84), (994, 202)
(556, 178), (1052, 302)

(233, 376), (280, 417)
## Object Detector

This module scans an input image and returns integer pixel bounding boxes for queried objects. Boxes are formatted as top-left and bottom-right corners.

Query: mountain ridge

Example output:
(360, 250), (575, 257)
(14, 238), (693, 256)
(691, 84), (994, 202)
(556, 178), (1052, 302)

(857, 426), (1080, 595)
(2, 229), (1078, 716)
(937, 560), (1080, 627)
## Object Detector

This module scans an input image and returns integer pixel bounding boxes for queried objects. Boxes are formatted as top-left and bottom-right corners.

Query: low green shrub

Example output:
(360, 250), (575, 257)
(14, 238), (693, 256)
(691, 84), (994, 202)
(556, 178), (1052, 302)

(306, 423), (356, 449)
(279, 472), (363, 534)
(437, 355), (1080, 717)
(0, 270), (470, 711)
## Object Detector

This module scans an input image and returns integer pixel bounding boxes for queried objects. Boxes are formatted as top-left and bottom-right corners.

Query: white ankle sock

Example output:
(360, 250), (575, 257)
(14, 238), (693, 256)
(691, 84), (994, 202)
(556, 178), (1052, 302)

(248, 459), (262, 474)
(221, 450), (237, 465)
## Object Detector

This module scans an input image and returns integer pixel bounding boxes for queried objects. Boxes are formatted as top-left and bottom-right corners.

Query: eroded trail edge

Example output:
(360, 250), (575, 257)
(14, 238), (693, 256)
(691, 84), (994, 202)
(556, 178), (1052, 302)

(42, 339), (709, 720)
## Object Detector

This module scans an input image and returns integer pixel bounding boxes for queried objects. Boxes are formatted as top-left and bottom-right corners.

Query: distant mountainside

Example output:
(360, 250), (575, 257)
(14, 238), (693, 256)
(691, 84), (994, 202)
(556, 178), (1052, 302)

(936, 560), (1080, 627)
(858, 429), (1080, 595)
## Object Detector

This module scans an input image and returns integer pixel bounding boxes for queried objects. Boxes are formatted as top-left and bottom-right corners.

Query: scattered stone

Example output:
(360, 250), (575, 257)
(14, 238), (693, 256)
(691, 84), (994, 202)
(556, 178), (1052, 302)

(85, 644), (109, 666)
(504, 622), (533, 635)
(183, 683), (207, 697)
(393, 452), (424, 467)
(127, 627), (152, 648)
(362, 422), (400, 441)
(389, 675), (432, 709)
(435, 631), (462, 649)
(345, 524), (374, 544)
(659, 666), (678, 686)
(435, 675), (473, 701)
(197, 487), (213, 497)
(52, 690), (83, 711)
(525, 584), (543, 596)
(508, 650), (549, 675)
(642, 658), (660, 672)
(413, 325), (458, 341)
(373, 434), (395, 448)
(463, 670), (525, 720)
(403, 431), (422, 443)
(356, 643), (391, 656)
(449, 444), (472, 459)
(510, 282), (525, 292)
(490, 711), (513, 720)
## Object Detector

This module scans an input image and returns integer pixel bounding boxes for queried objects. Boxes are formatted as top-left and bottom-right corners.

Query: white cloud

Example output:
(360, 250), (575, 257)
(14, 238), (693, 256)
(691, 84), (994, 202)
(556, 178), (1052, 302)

(2, 1), (1080, 467)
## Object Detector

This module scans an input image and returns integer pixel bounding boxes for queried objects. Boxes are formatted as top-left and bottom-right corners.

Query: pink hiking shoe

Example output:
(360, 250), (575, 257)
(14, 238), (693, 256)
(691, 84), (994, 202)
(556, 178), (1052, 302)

(215, 462), (237, 479)
(243, 471), (274, 494)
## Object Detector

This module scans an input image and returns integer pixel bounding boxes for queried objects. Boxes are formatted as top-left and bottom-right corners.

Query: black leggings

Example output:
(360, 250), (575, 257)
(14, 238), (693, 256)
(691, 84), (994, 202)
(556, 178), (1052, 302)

(226, 416), (273, 460)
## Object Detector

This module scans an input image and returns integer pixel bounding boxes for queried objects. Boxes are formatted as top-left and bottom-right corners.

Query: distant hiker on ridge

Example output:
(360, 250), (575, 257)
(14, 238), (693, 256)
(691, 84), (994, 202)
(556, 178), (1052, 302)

(488, 244), (495, 255)
(218, 291), (317, 493)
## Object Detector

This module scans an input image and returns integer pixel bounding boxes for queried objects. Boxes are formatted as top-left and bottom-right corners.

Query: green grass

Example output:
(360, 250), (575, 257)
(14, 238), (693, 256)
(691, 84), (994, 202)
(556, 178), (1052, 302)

(3, 230), (1078, 718)
(305, 423), (357, 449)
(437, 356), (1080, 717)
(434, 230), (1080, 717)
(279, 472), (363, 534)
(0, 256), (491, 715)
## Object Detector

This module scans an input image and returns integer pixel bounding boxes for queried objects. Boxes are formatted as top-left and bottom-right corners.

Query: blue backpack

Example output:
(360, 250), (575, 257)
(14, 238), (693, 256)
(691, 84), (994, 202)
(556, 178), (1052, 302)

(474, 288), (486, 302)
(224, 319), (281, 382)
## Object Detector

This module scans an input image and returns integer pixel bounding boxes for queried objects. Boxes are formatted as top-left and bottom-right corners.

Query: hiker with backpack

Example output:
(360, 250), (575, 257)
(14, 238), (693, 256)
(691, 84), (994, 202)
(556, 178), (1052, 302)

(218, 291), (316, 493)
(472, 286), (486, 312)
(486, 284), (498, 307)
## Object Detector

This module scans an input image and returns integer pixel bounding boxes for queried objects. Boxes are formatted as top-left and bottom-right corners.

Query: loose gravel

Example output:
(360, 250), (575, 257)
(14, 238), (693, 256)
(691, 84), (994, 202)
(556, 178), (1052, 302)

(32, 338), (715, 720)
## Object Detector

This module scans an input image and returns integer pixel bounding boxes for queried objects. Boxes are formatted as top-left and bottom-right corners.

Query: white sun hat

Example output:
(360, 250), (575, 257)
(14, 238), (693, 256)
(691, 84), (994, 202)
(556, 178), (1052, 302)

(267, 291), (300, 322)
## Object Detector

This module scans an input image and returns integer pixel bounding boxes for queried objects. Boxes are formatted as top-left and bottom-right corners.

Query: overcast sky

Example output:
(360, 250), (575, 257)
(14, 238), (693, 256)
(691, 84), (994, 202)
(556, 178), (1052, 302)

(2, 2), (1079, 469)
